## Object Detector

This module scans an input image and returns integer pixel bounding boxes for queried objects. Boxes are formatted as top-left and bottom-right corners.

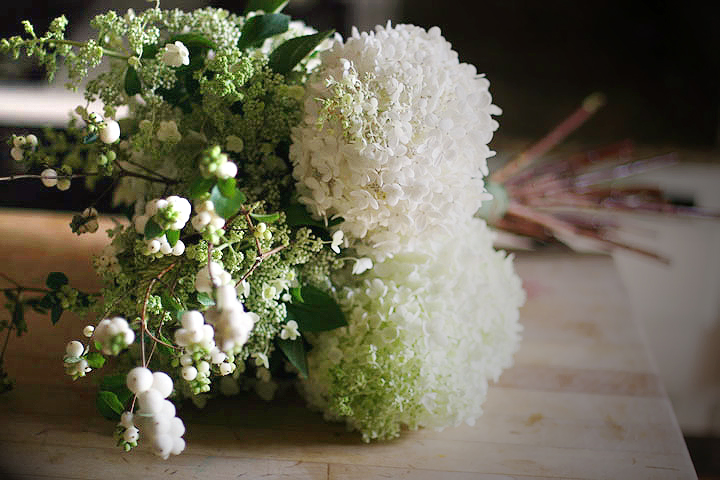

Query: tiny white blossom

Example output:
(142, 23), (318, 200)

(280, 320), (300, 341)
(352, 257), (373, 275)
(83, 325), (95, 337)
(330, 230), (344, 254)
(161, 41), (190, 67)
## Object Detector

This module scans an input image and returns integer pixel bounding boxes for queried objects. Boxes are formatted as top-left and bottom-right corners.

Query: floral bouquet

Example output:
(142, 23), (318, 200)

(0, 0), (524, 459)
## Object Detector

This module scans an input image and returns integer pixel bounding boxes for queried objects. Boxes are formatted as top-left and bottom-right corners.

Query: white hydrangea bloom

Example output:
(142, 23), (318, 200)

(300, 218), (524, 441)
(290, 23), (500, 260)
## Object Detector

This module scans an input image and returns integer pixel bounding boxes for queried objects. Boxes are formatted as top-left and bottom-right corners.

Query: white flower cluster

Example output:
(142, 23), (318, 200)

(125, 367), (186, 459)
(93, 316), (135, 356)
(301, 218), (524, 441)
(290, 23), (500, 259)
(10, 134), (38, 161)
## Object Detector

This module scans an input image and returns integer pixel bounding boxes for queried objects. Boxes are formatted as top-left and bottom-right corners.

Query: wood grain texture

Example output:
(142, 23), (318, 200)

(0, 209), (697, 479)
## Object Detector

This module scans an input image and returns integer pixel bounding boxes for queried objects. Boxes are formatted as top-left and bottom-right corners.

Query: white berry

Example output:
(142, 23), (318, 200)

(126, 366), (154, 394)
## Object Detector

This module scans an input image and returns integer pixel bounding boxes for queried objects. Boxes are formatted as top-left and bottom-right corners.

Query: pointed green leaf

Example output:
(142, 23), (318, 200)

(166, 229), (180, 248)
(100, 374), (127, 392)
(238, 13), (290, 49)
(217, 177), (237, 198)
(144, 218), (163, 240)
(50, 304), (63, 325)
(277, 337), (308, 378)
(285, 285), (346, 332)
(46, 272), (68, 290)
(160, 292), (183, 321)
(96, 391), (125, 420)
(250, 212), (280, 223)
(244, 0), (289, 14)
(269, 30), (334, 75)
(86, 352), (106, 368)
(188, 176), (216, 199)
(285, 203), (324, 228)
(196, 291), (215, 307)
(210, 184), (246, 219)
(124, 66), (141, 96)
(168, 33), (216, 51)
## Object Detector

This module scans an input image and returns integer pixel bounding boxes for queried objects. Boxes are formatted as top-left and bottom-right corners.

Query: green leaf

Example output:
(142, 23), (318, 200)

(96, 391), (125, 420)
(196, 292), (215, 307)
(250, 211), (280, 223)
(285, 204), (345, 230)
(144, 218), (163, 240)
(86, 352), (106, 368)
(38, 294), (54, 309)
(244, 0), (289, 14)
(50, 304), (63, 325)
(269, 30), (334, 75)
(188, 176), (215, 199)
(168, 33), (216, 51)
(210, 184), (246, 219)
(160, 292), (183, 321)
(285, 285), (346, 332)
(217, 177), (237, 198)
(285, 203), (324, 228)
(141, 43), (159, 59)
(277, 337), (308, 378)
(46, 272), (68, 290)
(12, 303), (26, 335)
(100, 374), (127, 392)
(289, 286), (303, 303)
(124, 66), (141, 96)
(166, 229), (180, 248)
(238, 13), (290, 49)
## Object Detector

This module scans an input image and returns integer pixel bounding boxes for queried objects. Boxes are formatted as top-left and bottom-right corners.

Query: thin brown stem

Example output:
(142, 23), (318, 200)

(0, 273), (21, 288)
(140, 263), (180, 367)
(114, 162), (179, 185)
(0, 325), (13, 366)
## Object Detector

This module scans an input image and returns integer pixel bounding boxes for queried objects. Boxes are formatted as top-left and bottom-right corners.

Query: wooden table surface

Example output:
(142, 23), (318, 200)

(0, 209), (697, 479)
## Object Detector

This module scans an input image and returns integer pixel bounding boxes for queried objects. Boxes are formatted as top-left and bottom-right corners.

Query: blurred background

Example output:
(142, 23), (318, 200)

(1, 0), (719, 474)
